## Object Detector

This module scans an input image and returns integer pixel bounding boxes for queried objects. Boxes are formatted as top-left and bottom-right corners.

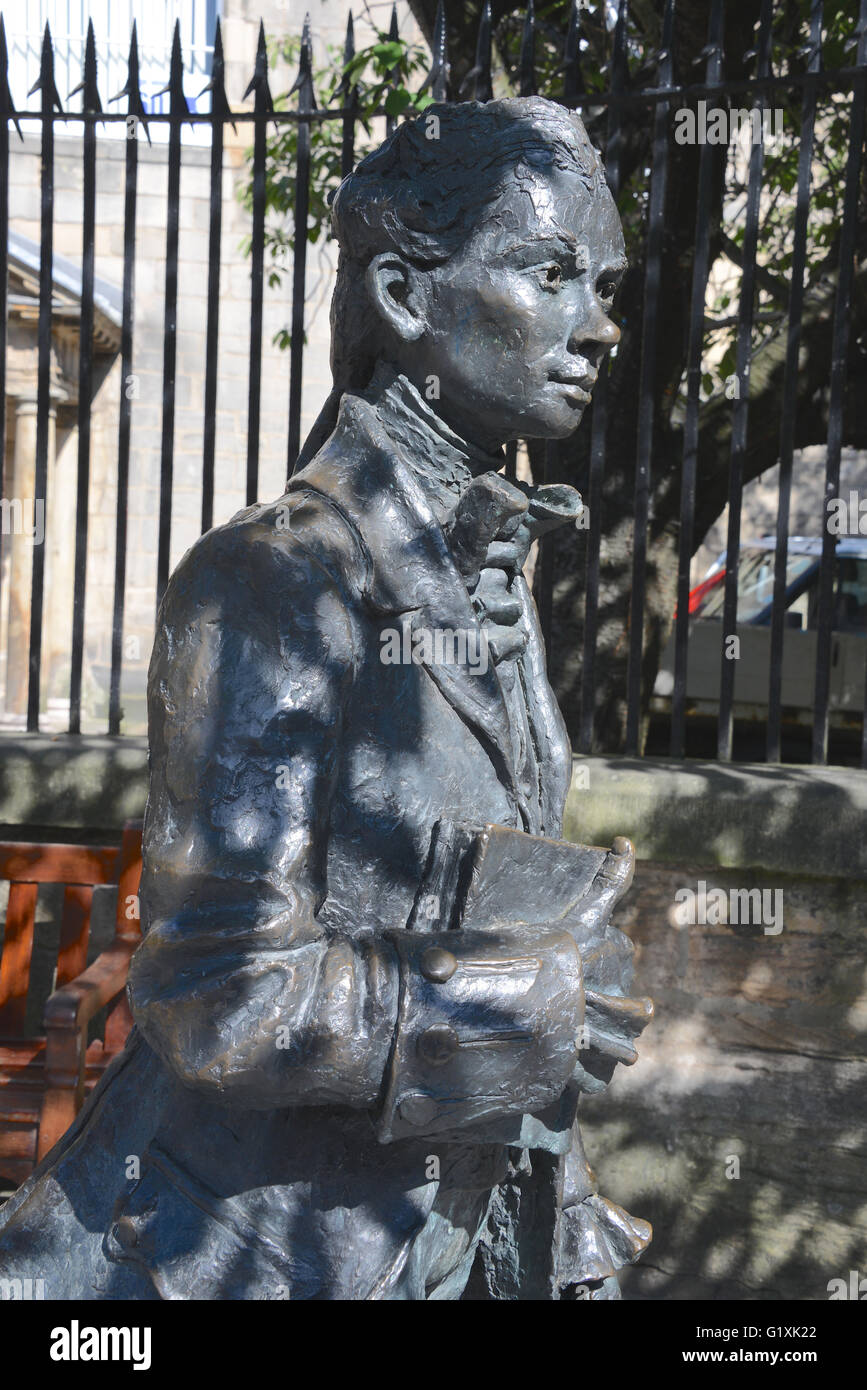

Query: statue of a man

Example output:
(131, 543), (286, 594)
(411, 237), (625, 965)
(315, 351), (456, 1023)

(0, 97), (652, 1300)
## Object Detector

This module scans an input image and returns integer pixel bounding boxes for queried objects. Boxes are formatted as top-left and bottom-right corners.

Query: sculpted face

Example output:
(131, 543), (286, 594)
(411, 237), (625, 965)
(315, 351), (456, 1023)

(368, 160), (626, 450)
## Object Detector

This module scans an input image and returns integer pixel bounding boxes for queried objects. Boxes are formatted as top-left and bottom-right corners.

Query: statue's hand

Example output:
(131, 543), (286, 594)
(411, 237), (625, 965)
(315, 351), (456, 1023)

(562, 838), (654, 1082)
(563, 836), (635, 944)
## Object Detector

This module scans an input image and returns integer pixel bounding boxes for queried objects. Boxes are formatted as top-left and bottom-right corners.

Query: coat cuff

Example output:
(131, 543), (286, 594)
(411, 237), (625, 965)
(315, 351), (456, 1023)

(555, 1194), (652, 1292)
(374, 926), (584, 1142)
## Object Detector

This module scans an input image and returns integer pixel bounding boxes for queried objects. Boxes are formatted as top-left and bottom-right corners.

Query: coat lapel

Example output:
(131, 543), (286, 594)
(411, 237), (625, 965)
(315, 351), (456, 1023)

(290, 392), (528, 821)
(513, 575), (573, 835)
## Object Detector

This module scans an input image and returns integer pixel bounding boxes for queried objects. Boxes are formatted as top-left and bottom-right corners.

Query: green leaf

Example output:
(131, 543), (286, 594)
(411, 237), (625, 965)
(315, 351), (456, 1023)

(370, 41), (405, 67)
(384, 87), (412, 116)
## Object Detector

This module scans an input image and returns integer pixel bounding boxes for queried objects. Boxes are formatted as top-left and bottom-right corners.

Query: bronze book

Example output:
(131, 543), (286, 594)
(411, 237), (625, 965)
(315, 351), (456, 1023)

(406, 819), (608, 934)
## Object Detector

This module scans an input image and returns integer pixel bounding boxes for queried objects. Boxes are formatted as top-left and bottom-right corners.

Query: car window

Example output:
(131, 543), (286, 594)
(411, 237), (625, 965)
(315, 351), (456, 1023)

(694, 550), (815, 622)
(786, 585), (809, 632)
(835, 558), (867, 633)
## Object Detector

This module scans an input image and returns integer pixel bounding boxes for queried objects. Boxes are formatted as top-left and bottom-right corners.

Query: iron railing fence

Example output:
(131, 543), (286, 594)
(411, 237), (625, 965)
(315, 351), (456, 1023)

(1, 0), (866, 762)
(10, 0), (217, 125)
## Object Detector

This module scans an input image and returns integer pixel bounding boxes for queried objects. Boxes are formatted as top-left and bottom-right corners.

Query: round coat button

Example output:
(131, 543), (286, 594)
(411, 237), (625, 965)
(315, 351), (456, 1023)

(418, 1024), (460, 1066)
(113, 1216), (138, 1250)
(398, 1093), (440, 1126)
(420, 946), (458, 983)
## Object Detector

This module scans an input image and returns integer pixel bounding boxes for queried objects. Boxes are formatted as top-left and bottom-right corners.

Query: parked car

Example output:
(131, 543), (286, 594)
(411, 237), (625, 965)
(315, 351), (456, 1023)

(653, 536), (867, 727)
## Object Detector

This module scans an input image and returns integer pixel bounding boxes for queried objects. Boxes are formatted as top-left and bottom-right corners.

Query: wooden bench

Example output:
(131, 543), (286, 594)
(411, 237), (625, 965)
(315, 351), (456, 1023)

(0, 822), (142, 1187)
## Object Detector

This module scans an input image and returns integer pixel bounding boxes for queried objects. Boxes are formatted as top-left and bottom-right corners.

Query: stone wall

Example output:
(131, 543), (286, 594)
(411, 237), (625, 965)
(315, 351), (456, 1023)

(564, 756), (867, 1301)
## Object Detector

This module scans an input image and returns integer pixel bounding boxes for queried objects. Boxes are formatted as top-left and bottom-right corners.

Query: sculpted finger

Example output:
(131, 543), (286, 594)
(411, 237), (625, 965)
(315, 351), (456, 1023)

(600, 837), (635, 897)
(584, 837), (635, 919)
(563, 839), (635, 943)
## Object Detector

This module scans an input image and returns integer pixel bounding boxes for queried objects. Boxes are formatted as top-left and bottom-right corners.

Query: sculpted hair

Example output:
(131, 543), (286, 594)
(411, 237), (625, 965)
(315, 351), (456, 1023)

(294, 97), (607, 471)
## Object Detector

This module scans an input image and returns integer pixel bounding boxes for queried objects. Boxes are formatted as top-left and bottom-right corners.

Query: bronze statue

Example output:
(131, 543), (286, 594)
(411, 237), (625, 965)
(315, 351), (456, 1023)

(0, 97), (652, 1300)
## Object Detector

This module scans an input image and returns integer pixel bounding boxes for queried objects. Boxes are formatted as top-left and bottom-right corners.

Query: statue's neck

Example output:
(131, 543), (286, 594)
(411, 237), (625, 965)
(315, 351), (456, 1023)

(362, 362), (505, 523)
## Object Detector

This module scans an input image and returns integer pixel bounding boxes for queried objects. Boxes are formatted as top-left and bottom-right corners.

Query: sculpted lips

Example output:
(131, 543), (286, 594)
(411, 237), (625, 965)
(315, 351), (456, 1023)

(548, 369), (598, 405)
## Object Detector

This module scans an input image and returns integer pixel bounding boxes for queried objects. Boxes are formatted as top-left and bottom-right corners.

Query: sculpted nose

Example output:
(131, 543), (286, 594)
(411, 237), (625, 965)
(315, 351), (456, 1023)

(576, 309), (620, 353)
(596, 316), (621, 350)
(568, 300), (620, 358)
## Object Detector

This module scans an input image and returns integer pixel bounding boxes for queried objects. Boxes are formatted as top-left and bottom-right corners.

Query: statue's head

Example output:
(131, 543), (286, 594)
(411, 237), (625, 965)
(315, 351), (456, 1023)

(329, 97), (626, 450)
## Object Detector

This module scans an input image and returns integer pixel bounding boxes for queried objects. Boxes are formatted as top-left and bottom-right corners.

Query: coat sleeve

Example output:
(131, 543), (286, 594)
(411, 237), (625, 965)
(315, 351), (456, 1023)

(128, 498), (585, 1125)
(127, 504), (400, 1109)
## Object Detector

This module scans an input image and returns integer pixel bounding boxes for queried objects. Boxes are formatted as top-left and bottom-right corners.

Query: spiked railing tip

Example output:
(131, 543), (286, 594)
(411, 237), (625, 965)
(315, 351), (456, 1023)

(69, 17), (102, 112)
(562, 0), (586, 105)
(655, 0), (675, 78)
(332, 11), (358, 104)
(108, 21), (150, 145)
(421, 0), (450, 102)
(28, 21), (64, 111)
(519, 0), (536, 98)
(0, 13), (23, 139)
(243, 19), (275, 108)
(287, 14), (317, 112)
(198, 15), (233, 124)
(154, 17), (191, 119)
(460, 0), (492, 102)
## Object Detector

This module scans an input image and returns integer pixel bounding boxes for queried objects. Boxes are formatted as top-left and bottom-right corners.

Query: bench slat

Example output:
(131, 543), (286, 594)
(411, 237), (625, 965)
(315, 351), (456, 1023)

(56, 885), (93, 989)
(0, 844), (119, 886)
(0, 883), (39, 1035)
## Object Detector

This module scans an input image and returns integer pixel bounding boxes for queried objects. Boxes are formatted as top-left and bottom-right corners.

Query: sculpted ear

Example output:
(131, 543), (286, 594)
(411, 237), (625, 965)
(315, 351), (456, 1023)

(366, 253), (428, 342)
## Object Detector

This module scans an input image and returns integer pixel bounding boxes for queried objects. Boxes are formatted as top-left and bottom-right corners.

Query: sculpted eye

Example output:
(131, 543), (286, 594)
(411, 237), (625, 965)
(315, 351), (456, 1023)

(535, 263), (563, 291)
(597, 279), (618, 304)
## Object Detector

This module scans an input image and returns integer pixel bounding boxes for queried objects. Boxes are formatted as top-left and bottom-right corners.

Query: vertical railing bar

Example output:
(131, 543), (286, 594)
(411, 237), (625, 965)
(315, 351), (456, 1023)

(605, 0), (629, 191)
(244, 21), (272, 504)
(385, 5), (400, 139)
(624, 0), (675, 756)
(339, 13), (358, 178)
(0, 15), (17, 593)
(27, 26), (61, 734)
(519, 0), (536, 97)
(578, 0), (627, 755)
(814, 0), (867, 763)
(766, 0), (823, 763)
(109, 23), (147, 736)
(155, 21), (187, 616)
(563, 0), (585, 107)
(717, 0), (774, 763)
(200, 16), (230, 536)
(424, 1), (450, 104)
(68, 20), (100, 734)
(671, 0), (724, 759)
(468, 0), (493, 103)
(286, 15), (314, 475)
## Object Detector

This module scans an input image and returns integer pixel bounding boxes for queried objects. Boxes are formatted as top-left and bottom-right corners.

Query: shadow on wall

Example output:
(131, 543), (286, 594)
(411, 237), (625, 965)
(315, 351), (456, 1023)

(583, 859), (867, 1301)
